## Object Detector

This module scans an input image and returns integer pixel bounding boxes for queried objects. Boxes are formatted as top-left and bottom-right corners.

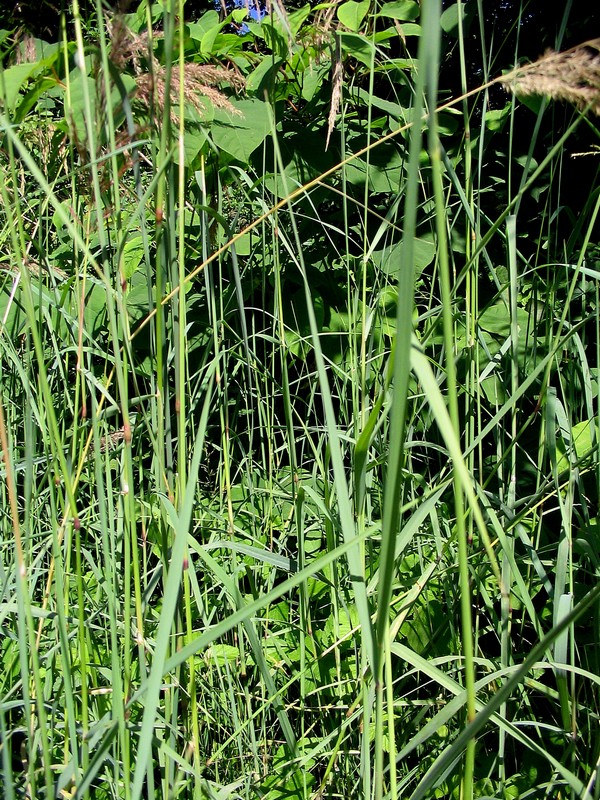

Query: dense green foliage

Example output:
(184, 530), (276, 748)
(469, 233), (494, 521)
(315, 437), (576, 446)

(0, 1), (599, 798)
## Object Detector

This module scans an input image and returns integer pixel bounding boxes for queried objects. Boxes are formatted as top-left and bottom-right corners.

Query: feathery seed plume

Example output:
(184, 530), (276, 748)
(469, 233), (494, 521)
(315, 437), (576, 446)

(499, 38), (600, 115)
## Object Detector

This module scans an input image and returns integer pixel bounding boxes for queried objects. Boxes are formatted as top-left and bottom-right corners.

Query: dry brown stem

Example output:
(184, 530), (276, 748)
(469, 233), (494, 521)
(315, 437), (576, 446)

(326, 35), (343, 151)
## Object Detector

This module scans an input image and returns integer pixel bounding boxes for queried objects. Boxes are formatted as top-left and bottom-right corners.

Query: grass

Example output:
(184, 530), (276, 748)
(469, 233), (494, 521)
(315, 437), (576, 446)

(0, 1), (599, 799)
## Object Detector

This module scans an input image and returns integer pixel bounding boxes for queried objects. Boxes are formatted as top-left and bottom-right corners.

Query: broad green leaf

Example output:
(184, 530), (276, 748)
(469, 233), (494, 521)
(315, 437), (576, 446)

(204, 644), (240, 667)
(344, 159), (398, 192)
(339, 32), (376, 67)
(356, 87), (407, 121)
(479, 301), (530, 339)
(0, 64), (36, 112)
(84, 281), (110, 335)
(201, 24), (224, 56)
(262, 19), (289, 58)
(200, 16), (223, 55)
(284, 290), (325, 359)
(517, 93), (545, 114)
(339, 30), (396, 63)
(12, 74), (58, 123)
(397, 22), (421, 36)
(212, 99), (271, 162)
(400, 599), (444, 655)
(279, 4), (312, 38)
(323, 607), (359, 644)
(121, 236), (144, 280)
(377, 0), (420, 20)
(374, 235), (435, 276)
(186, 11), (220, 40)
(556, 419), (599, 474)
(126, 270), (151, 323)
(570, 420), (599, 461)
(207, 31), (248, 58)
(232, 231), (251, 255)
(412, 235), (436, 270)
(15, 36), (59, 64)
(338, 0), (371, 32)
(438, 110), (460, 135)
(260, 747), (315, 799)
(343, 142), (404, 192)
(66, 73), (96, 140)
(261, 5), (311, 56)
(440, 2), (474, 36)
(263, 126), (334, 195)
(440, 3), (461, 34)
(387, 56), (418, 71)
(173, 129), (207, 166)
(301, 62), (329, 102)
(247, 56), (284, 96)
(485, 105), (511, 132)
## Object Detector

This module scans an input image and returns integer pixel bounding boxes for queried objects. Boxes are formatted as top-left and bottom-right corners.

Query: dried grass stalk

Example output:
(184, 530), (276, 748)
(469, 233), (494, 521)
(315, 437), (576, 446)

(1, 257), (67, 281)
(499, 38), (600, 115)
(14, 33), (38, 64)
(99, 428), (126, 453)
(136, 63), (244, 119)
(108, 14), (245, 119)
(108, 14), (149, 73)
(326, 34), (343, 151)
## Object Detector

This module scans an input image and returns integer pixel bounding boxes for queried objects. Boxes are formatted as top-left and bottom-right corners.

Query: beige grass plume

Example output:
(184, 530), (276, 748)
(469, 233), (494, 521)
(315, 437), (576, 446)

(108, 14), (244, 120)
(499, 38), (600, 115)
(326, 34), (342, 151)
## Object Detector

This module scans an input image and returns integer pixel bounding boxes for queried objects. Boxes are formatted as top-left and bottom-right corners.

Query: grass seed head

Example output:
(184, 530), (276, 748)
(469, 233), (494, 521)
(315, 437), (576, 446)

(500, 38), (600, 115)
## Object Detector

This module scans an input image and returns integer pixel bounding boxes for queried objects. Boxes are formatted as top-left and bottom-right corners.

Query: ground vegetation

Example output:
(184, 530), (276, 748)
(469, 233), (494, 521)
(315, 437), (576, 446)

(0, 1), (599, 798)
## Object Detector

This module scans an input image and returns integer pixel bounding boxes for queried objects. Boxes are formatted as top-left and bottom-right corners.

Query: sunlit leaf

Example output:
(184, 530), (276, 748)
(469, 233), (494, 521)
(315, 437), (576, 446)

(377, 0), (420, 20)
(212, 98), (271, 162)
(338, 0), (371, 32)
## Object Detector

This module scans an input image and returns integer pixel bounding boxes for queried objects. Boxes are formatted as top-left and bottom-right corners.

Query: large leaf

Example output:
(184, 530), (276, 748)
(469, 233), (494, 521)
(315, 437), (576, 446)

(339, 29), (399, 63)
(283, 289), (325, 359)
(440, 1), (475, 36)
(262, 126), (334, 196)
(356, 88), (408, 122)
(338, 0), (371, 32)
(212, 98), (271, 162)
(374, 234), (436, 276)
(246, 56), (284, 97)
(300, 62), (330, 102)
(186, 10), (224, 55)
(479, 300), (532, 357)
(377, 0), (420, 20)
(260, 6), (311, 57)
(343, 141), (405, 192)
(556, 419), (599, 475)
(276, 4), (312, 38)
(0, 64), (36, 112)
(187, 11), (220, 39)
(66, 73), (96, 140)
(338, 32), (376, 67)
(173, 129), (208, 166)
(0, 40), (61, 113)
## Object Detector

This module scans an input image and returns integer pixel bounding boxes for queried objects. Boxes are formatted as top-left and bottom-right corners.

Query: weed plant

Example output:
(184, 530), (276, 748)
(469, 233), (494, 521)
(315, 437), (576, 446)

(0, 1), (599, 799)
